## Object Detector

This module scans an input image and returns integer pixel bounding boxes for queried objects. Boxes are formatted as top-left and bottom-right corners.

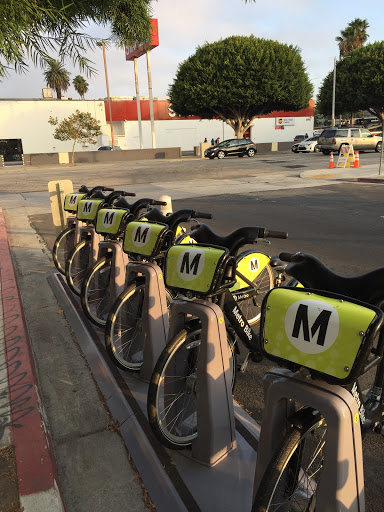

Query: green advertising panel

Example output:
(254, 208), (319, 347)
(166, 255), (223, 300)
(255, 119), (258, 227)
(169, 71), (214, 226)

(95, 209), (129, 235)
(77, 199), (104, 221)
(165, 245), (227, 294)
(262, 288), (377, 380)
(123, 221), (168, 257)
(64, 193), (86, 212)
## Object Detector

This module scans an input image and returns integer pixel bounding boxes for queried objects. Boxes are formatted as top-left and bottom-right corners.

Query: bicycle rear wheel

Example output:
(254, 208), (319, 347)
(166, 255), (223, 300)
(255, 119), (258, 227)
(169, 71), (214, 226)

(52, 227), (75, 275)
(252, 418), (326, 512)
(81, 256), (112, 327)
(105, 283), (174, 371)
(147, 325), (236, 450)
(239, 263), (274, 326)
(65, 239), (91, 295)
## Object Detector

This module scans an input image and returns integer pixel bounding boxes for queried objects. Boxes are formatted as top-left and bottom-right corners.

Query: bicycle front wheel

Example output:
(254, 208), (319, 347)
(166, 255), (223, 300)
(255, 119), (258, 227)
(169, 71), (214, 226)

(65, 239), (91, 295)
(81, 256), (112, 327)
(52, 227), (75, 275)
(147, 325), (236, 450)
(105, 283), (174, 371)
(240, 263), (274, 326)
(252, 418), (326, 512)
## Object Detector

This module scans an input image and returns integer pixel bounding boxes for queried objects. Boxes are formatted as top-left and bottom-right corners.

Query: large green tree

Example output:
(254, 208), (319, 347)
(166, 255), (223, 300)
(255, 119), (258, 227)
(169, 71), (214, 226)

(336, 18), (369, 58)
(318, 42), (384, 122)
(169, 36), (313, 138)
(44, 59), (71, 99)
(0, 0), (152, 79)
(73, 75), (89, 100)
(49, 110), (102, 166)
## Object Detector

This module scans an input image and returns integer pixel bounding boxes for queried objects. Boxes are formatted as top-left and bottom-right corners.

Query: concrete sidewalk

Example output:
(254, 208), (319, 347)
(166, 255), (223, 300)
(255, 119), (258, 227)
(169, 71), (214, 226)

(300, 161), (384, 181)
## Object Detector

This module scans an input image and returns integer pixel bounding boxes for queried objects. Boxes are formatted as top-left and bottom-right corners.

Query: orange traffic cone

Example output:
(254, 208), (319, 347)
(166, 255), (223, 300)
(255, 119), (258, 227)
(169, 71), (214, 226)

(329, 152), (335, 169)
(354, 151), (360, 168)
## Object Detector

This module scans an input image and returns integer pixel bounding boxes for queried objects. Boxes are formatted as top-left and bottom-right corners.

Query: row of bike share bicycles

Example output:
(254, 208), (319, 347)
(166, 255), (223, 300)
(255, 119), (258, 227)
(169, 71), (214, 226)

(53, 185), (384, 511)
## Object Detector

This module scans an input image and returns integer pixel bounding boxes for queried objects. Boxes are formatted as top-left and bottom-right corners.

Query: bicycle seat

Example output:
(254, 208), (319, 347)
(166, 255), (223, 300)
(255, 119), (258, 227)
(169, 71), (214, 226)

(191, 224), (287, 255)
(282, 252), (384, 305)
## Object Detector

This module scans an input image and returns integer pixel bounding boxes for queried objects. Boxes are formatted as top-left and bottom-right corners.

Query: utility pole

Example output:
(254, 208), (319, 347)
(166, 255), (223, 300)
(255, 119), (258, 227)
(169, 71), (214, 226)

(134, 57), (144, 149)
(97, 41), (115, 150)
(331, 57), (337, 128)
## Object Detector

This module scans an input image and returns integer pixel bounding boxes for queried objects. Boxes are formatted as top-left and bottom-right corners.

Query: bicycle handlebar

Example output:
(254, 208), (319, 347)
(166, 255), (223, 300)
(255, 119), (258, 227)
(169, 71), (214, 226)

(193, 211), (212, 219)
(152, 200), (168, 206)
(78, 185), (115, 195)
(261, 229), (288, 240)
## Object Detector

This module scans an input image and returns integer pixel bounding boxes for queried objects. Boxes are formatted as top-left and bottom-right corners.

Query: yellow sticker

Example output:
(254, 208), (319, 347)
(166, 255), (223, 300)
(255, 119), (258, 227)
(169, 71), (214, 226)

(158, 274), (163, 280)
(354, 413), (359, 424)
(219, 317), (224, 324)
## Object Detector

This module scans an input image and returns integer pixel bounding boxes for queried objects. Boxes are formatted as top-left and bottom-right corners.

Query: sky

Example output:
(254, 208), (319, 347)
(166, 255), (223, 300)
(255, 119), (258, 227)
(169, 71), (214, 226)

(0, 0), (381, 102)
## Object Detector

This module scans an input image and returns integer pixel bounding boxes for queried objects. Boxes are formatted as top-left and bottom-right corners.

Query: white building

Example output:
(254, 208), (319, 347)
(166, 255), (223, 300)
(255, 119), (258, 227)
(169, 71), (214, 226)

(0, 96), (314, 159)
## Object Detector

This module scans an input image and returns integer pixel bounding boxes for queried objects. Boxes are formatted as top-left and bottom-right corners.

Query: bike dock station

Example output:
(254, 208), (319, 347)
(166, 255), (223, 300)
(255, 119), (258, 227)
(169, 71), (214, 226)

(48, 268), (370, 512)
(254, 368), (364, 511)
(48, 269), (261, 512)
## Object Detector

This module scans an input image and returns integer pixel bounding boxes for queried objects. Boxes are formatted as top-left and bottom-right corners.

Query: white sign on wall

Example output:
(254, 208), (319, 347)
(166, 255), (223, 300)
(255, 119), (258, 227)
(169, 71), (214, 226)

(275, 117), (295, 126)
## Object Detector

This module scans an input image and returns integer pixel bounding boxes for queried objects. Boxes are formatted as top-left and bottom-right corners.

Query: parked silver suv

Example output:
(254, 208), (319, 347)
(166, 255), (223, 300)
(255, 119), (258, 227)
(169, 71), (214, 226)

(318, 128), (382, 155)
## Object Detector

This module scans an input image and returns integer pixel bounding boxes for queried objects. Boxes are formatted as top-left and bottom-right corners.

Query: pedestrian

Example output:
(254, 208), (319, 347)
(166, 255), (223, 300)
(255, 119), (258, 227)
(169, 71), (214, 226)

(305, 133), (308, 139)
(211, 138), (215, 146)
(216, 137), (220, 144)
(204, 137), (207, 143)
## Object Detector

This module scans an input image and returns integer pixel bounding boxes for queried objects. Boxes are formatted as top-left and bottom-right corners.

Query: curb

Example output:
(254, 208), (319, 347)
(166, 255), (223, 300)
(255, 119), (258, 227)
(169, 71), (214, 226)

(0, 211), (65, 511)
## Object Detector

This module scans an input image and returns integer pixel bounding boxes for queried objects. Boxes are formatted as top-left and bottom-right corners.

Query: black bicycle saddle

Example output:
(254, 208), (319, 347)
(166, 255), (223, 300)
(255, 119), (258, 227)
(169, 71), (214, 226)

(281, 252), (384, 305)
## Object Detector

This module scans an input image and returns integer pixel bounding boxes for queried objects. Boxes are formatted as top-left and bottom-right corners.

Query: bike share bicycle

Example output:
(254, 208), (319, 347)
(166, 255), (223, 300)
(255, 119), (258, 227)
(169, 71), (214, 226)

(79, 197), (169, 327)
(65, 190), (135, 295)
(52, 185), (114, 274)
(253, 252), (384, 511)
(146, 224), (287, 454)
(104, 208), (213, 373)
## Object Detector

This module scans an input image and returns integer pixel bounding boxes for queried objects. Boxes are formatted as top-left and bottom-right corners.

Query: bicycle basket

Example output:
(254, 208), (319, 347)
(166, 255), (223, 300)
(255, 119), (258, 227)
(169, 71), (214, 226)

(63, 193), (86, 212)
(123, 221), (170, 258)
(76, 199), (105, 222)
(260, 287), (384, 385)
(95, 208), (130, 236)
(164, 244), (231, 296)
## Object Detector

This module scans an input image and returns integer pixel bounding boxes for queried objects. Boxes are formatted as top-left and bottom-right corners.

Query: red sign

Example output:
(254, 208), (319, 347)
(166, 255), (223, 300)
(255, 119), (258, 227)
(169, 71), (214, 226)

(125, 18), (159, 61)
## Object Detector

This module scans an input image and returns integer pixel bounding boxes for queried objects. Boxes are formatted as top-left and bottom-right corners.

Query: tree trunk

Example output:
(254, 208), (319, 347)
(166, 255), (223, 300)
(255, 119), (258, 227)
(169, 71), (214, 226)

(56, 88), (62, 100)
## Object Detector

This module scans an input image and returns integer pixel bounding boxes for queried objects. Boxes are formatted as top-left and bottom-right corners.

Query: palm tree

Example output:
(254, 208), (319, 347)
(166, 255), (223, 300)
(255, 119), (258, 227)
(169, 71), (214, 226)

(44, 59), (70, 100)
(336, 18), (369, 58)
(73, 75), (89, 100)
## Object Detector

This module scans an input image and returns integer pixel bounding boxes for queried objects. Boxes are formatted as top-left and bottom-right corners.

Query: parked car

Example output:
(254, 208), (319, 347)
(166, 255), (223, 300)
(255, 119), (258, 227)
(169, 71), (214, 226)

(317, 128), (382, 154)
(293, 135), (307, 142)
(98, 145), (122, 150)
(204, 138), (257, 159)
(291, 135), (320, 153)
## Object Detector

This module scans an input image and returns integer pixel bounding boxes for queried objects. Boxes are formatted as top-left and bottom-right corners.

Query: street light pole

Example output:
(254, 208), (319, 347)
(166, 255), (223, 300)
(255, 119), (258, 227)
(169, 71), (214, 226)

(331, 56), (337, 128)
(97, 41), (115, 150)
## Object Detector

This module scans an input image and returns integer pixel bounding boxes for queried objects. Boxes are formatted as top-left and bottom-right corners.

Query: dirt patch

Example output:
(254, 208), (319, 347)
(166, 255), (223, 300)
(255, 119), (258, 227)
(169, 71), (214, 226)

(0, 446), (23, 512)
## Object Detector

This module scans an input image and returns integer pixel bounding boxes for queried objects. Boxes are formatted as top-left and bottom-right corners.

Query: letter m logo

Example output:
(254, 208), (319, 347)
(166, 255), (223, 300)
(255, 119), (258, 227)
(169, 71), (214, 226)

(292, 304), (332, 347)
(82, 202), (92, 213)
(103, 211), (115, 225)
(134, 226), (149, 244)
(180, 252), (202, 275)
(69, 195), (77, 205)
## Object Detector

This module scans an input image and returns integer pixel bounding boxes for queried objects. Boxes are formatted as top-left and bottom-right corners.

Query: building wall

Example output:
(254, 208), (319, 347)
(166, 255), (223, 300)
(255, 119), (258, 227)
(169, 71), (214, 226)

(0, 98), (314, 154)
(0, 99), (107, 154)
(123, 119), (234, 151)
(250, 116), (314, 144)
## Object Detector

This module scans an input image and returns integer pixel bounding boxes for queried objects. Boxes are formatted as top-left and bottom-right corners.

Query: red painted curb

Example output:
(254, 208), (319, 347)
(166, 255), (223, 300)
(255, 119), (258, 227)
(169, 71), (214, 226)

(0, 212), (62, 498)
